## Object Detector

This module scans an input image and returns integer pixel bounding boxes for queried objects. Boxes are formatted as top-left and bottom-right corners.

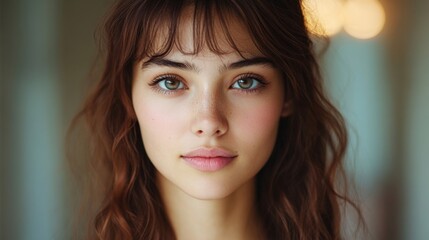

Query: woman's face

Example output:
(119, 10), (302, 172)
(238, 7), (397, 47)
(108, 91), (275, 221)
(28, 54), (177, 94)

(132, 18), (288, 200)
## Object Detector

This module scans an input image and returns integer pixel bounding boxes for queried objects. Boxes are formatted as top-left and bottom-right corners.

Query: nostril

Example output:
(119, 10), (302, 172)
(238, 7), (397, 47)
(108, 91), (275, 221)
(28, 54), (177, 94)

(192, 116), (228, 137)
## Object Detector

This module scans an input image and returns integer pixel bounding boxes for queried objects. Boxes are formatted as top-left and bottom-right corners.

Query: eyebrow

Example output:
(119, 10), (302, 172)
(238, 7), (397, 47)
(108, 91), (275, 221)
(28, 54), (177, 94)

(142, 56), (274, 72)
(228, 57), (274, 69)
(142, 58), (198, 71)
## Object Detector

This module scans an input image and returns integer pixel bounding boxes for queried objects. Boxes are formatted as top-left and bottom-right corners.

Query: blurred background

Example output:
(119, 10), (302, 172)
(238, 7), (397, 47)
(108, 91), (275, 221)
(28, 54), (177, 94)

(0, 0), (428, 239)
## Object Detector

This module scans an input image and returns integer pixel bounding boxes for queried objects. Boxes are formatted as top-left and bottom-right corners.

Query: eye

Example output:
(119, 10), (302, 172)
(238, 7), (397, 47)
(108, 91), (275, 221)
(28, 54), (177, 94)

(150, 75), (186, 92)
(158, 78), (185, 90)
(231, 75), (265, 90)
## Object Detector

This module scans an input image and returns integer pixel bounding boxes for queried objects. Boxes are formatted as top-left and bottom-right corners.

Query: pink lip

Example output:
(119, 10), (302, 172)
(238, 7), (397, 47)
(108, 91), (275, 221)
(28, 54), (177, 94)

(181, 148), (237, 172)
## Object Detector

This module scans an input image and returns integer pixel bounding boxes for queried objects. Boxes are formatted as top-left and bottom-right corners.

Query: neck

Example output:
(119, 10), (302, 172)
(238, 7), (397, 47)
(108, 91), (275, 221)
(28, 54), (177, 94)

(157, 175), (265, 240)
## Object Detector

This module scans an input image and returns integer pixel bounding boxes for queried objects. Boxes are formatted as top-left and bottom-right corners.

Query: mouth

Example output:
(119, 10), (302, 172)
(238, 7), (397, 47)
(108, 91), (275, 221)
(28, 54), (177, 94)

(181, 148), (237, 172)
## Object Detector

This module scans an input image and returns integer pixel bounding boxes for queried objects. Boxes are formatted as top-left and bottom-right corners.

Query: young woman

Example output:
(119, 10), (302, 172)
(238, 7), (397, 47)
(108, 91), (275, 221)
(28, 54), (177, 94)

(74, 0), (361, 239)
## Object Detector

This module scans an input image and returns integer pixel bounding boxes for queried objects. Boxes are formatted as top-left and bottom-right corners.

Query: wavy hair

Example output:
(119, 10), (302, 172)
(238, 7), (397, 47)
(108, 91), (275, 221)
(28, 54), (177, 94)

(72, 0), (362, 239)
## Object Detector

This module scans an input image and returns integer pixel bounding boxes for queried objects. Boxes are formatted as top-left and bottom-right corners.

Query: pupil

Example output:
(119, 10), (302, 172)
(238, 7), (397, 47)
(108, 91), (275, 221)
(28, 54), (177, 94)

(239, 78), (252, 89)
(165, 80), (179, 90)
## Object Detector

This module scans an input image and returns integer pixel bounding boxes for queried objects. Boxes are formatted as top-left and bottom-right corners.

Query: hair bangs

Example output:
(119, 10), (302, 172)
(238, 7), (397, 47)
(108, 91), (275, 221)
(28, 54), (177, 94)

(134, 0), (253, 62)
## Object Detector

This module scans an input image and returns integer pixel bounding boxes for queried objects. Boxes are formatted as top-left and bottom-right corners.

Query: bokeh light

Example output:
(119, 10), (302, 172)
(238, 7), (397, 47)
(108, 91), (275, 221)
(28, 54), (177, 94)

(302, 0), (344, 36)
(343, 0), (386, 39)
(302, 0), (386, 39)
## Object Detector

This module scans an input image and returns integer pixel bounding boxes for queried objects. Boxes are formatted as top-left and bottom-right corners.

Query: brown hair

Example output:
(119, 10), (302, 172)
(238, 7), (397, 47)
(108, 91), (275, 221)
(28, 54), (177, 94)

(73, 0), (362, 239)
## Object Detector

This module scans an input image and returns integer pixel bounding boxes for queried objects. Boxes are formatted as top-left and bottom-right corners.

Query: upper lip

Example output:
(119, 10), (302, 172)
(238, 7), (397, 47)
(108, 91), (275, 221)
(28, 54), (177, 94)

(181, 147), (237, 158)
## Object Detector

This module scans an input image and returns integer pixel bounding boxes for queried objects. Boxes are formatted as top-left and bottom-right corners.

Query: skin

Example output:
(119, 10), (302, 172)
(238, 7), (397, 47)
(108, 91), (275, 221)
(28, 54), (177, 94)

(132, 12), (289, 240)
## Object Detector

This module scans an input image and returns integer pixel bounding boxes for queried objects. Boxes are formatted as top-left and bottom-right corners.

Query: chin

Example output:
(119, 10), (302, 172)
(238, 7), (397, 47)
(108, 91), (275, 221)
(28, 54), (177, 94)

(180, 178), (252, 201)
(185, 188), (234, 201)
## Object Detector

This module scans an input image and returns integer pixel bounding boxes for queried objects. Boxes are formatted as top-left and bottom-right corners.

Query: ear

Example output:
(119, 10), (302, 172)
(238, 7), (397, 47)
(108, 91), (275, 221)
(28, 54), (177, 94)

(281, 100), (293, 117)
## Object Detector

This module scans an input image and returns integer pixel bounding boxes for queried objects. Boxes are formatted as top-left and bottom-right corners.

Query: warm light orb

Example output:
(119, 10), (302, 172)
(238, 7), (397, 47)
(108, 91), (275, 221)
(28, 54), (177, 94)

(302, 0), (344, 36)
(343, 0), (386, 39)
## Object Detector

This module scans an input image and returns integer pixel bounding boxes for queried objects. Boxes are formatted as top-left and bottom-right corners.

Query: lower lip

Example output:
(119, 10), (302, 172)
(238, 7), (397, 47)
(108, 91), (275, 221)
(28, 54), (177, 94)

(182, 157), (234, 172)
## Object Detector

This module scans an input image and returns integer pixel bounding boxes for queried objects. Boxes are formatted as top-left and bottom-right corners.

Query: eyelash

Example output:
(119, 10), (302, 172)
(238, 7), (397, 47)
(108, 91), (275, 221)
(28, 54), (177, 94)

(230, 73), (268, 93)
(148, 73), (268, 95)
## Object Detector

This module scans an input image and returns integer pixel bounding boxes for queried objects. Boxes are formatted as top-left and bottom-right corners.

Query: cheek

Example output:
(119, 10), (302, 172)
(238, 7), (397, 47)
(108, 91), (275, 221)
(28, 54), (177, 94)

(133, 98), (185, 153)
(233, 99), (283, 144)
(230, 98), (283, 167)
(136, 104), (163, 136)
(244, 107), (279, 132)
(133, 100), (189, 178)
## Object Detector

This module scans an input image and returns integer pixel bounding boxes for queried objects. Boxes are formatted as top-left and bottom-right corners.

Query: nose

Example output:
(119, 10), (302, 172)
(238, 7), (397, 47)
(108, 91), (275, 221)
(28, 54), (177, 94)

(191, 92), (228, 137)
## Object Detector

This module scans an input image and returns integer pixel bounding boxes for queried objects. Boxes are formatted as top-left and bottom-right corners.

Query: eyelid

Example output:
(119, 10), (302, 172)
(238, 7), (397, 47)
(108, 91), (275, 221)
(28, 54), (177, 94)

(148, 74), (184, 85)
(234, 72), (266, 83)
